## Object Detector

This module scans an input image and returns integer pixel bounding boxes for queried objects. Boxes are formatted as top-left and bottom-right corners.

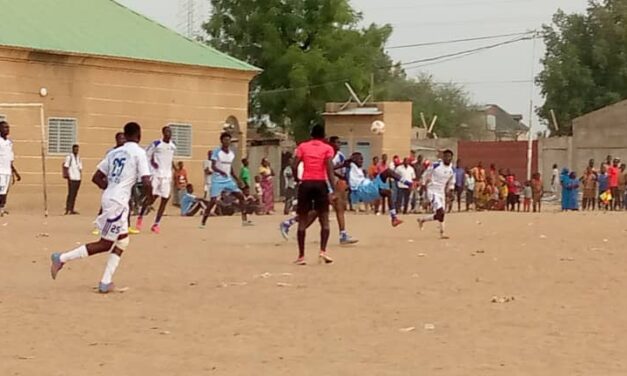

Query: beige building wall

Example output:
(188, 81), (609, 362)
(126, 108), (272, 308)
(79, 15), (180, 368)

(324, 101), (412, 167)
(0, 47), (254, 212)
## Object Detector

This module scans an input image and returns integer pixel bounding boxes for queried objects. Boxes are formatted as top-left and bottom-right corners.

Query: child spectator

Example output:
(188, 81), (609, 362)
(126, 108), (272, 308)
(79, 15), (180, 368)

(531, 173), (544, 212)
(465, 168), (475, 211)
(523, 181), (532, 212)
(598, 165), (610, 211)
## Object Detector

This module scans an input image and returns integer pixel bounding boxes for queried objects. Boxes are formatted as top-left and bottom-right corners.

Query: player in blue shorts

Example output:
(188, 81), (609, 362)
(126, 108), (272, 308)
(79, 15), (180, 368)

(199, 132), (252, 227)
(348, 152), (413, 227)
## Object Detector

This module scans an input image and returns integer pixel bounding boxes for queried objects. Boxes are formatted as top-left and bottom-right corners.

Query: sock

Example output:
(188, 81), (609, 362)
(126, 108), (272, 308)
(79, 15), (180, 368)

(100, 253), (121, 285)
(284, 217), (297, 227)
(340, 230), (347, 238)
(389, 209), (398, 219)
(60, 245), (88, 263)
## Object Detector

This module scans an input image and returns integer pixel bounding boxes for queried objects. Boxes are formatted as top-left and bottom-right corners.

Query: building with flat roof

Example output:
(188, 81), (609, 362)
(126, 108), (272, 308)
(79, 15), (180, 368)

(0, 0), (258, 211)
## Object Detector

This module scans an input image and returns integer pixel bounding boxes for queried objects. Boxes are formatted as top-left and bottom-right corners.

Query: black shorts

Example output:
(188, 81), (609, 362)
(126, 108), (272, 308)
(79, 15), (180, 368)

(297, 181), (329, 215)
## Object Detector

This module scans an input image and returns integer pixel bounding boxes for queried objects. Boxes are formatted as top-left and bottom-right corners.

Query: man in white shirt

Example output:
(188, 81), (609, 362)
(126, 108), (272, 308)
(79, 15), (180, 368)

(0, 121), (21, 217)
(136, 126), (176, 234)
(417, 149), (456, 239)
(63, 144), (83, 215)
(50, 122), (153, 294)
(199, 132), (252, 228)
(395, 157), (416, 214)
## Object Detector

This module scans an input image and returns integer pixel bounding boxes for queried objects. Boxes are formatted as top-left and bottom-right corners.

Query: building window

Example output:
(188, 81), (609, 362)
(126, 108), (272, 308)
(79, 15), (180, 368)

(169, 123), (192, 157)
(48, 117), (77, 154)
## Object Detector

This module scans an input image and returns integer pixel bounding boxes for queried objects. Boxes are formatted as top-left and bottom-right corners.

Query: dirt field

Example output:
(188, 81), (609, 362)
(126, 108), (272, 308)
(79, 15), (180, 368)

(2, 207), (627, 375)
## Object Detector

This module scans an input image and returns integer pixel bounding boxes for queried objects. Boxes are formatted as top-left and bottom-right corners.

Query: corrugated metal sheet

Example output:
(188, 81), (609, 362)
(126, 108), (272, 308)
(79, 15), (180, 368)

(0, 0), (258, 71)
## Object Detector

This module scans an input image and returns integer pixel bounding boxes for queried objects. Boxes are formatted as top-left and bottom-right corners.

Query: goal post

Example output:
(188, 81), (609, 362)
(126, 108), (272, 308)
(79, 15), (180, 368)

(0, 103), (48, 217)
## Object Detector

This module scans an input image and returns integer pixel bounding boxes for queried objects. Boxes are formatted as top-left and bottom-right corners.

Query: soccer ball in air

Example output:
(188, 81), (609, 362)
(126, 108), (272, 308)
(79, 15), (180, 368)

(370, 120), (385, 135)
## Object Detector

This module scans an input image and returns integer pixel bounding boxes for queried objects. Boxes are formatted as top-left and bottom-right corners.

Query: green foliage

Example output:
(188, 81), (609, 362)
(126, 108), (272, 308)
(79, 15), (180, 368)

(537, 0), (627, 136)
(378, 73), (476, 138)
(204, 0), (476, 140)
(205, 0), (397, 140)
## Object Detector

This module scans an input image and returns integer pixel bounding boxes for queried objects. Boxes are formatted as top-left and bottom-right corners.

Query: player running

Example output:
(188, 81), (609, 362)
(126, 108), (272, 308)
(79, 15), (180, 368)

(417, 149), (456, 239)
(347, 152), (411, 227)
(135, 126), (176, 234)
(50, 122), (153, 293)
(199, 132), (252, 228)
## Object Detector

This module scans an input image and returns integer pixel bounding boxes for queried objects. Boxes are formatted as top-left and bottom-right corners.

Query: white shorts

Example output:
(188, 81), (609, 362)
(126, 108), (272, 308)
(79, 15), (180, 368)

(152, 176), (172, 199)
(428, 191), (445, 212)
(0, 174), (9, 195)
(96, 200), (129, 242)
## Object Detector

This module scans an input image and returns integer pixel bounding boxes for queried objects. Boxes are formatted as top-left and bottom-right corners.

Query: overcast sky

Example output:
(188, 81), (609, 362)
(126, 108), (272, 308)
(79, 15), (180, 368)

(118, 0), (588, 130)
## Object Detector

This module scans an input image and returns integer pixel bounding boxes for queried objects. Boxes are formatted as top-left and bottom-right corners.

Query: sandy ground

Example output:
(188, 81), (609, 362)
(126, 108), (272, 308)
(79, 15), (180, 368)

(1, 206), (627, 376)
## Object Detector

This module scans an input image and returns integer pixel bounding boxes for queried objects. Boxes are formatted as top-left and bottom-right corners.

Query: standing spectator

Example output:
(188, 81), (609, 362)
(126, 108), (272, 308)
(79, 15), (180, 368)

(531, 173), (544, 212)
(259, 158), (275, 214)
(63, 144), (82, 215)
(551, 163), (559, 198)
(174, 161), (188, 208)
(368, 156), (379, 178)
(607, 158), (620, 210)
(465, 167), (475, 211)
(561, 171), (580, 211)
(523, 181), (532, 212)
(581, 165), (597, 211)
(239, 158), (252, 188)
(506, 174), (519, 212)
(471, 161), (486, 200)
(453, 159), (465, 212)
(0, 121), (21, 217)
(597, 165), (610, 210)
(203, 151), (213, 199)
(283, 158), (296, 214)
(394, 158), (415, 214)
(619, 163), (627, 210)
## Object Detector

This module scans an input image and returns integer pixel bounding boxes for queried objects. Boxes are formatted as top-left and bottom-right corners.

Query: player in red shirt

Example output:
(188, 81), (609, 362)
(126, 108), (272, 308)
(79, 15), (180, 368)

(289, 124), (336, 265)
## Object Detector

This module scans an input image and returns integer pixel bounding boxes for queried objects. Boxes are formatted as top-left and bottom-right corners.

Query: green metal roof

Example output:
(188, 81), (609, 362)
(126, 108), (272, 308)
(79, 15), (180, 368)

(0, 0), (258, 72)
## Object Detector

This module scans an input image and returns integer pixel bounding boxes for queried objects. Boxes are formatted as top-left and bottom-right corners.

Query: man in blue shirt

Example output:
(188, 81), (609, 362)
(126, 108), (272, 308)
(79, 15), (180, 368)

(598, 165), (609, 210)
(453, 159), (466, 212)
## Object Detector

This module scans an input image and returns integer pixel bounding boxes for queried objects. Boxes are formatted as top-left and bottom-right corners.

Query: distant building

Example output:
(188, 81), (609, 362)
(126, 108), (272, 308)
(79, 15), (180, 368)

(460, 104), (529, 141)
(323, 102), (413, 169)
(0, 0), (258, 207)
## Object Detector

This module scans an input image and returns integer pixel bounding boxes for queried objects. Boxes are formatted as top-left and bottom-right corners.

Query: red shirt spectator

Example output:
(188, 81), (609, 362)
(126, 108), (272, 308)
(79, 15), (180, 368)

(608, 165), (619, 188)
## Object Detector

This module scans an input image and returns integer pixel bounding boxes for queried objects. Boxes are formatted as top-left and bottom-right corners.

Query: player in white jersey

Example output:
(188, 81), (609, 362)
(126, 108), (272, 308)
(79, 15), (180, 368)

(417, 149), (456, 239)
(135, 126), (176, 234)
(0, 121), (21, 217)
(50, 122), (153, 294)
(199, 132), (252, 227)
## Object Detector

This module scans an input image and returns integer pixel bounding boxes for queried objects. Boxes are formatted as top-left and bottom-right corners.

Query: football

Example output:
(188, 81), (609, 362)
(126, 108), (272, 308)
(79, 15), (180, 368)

(370, 120), (385, 135)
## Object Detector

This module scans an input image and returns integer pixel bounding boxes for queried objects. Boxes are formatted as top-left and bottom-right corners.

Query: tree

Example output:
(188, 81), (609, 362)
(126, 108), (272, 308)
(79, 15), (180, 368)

(378, 73), (476, 138)
(537, 0), (627, 136)
(204, 0), (398, 140)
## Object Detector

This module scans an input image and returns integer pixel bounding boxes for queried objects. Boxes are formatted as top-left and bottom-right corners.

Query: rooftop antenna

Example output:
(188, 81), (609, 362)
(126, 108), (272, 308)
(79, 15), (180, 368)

(340, 83), (373, 110)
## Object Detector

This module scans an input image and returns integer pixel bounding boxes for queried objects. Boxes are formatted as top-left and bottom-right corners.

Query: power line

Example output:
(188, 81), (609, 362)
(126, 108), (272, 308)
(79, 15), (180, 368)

(387, 31), (534, 50)
(402, 35), (535, 68)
